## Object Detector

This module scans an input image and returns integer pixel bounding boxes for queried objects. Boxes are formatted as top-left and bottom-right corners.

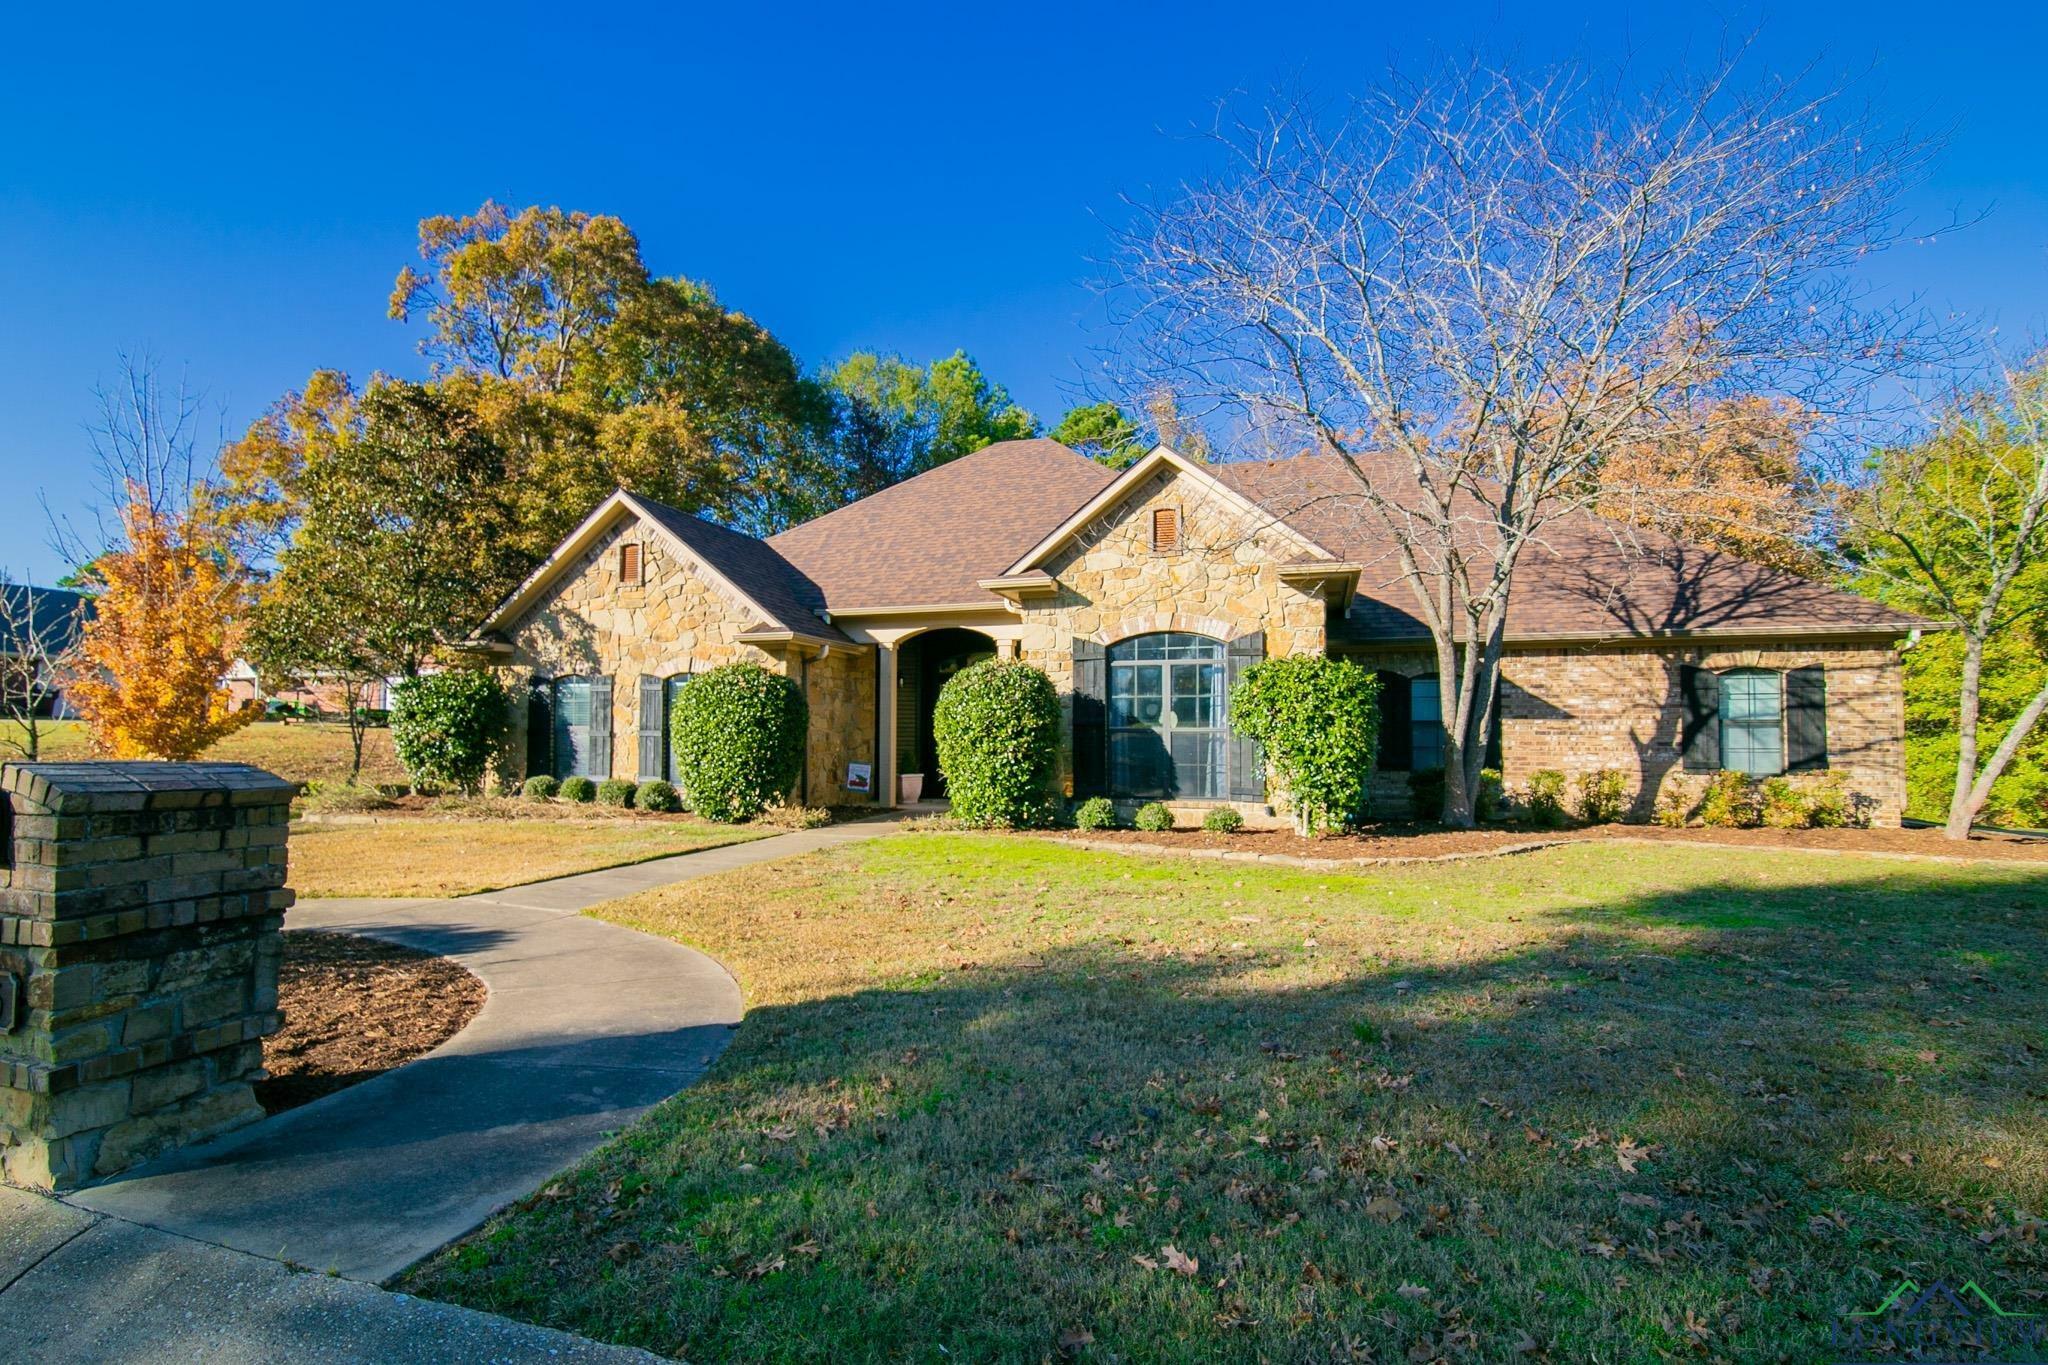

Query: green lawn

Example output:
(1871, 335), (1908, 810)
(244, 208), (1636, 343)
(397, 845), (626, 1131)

(405, 835), (2048, 1362)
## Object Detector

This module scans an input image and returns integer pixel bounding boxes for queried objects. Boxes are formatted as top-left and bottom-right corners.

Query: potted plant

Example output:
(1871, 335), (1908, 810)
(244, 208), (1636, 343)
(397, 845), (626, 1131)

(899, 771), (925, 803)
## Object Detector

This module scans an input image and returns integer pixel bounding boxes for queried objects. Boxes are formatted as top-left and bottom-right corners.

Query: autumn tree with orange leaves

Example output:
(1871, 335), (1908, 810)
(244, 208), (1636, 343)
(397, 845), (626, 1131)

(67, 490), (258, 759)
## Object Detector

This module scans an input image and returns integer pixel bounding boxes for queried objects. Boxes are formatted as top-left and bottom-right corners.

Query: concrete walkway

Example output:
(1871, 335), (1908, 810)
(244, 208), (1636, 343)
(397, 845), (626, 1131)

(0, 812), (905, 1360)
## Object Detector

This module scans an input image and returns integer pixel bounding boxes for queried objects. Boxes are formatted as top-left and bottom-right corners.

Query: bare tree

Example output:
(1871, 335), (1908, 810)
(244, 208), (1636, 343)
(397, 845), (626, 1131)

(1111, 56), (1947, 825)
(0, 573), (86, 761)
(1844, 356), (2048, 838)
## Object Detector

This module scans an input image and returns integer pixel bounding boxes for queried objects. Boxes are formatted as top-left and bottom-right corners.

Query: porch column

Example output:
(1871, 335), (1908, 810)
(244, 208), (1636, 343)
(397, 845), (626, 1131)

(876, 640), (900, 807)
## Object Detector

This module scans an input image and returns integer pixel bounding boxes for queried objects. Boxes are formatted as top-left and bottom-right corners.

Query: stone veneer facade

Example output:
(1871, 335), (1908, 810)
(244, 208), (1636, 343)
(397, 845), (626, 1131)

(1337, 640), (1909, 824)
(497, 511), (876, 807)
(0, 762), (292, 1190)
(1013, 465), (1333, 807)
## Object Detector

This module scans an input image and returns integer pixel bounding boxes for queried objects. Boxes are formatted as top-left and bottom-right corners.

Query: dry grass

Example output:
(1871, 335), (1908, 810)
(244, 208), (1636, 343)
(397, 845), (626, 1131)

(3, 719), (408, 787)
(288, 817), (771, 898)
(407, 834), (2048, 1362)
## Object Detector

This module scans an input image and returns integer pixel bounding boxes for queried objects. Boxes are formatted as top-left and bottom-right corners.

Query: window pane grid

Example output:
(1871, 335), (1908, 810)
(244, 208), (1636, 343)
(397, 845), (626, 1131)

(1108, 632), (1230, 799)
(1719, 670), (1784, 776)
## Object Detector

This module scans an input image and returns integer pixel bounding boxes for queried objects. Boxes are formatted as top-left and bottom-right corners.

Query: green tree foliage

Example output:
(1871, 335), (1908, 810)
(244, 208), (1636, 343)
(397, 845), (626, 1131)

(669, 663), (808, 822)
(930, 659), (1063, 828)
(390, 668), (510, 796)
(1902, 630), (2048, 827)
(1051, 401), (1149, 468)
(1844, 359), (2048, 836)
(825, 350), (1039, 497)
(390, 201), (649, 390)
(247, 381), (524, 697)
(1229, 657), (1381, 834)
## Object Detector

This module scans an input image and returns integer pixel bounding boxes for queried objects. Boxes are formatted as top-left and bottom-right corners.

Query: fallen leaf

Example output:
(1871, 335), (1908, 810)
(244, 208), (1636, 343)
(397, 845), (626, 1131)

(1396, 1282), (1430, 1299)
(1057, 1326), (1094, 1354)
(1365, 1196), (1406, 1224)
(1161, 1244), (1200, 1277)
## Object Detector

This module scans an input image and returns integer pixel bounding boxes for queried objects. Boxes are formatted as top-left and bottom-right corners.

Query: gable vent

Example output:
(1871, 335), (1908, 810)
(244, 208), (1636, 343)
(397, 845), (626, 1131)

(1151, 507), (1181, 554)
(619, 542), (643, 585)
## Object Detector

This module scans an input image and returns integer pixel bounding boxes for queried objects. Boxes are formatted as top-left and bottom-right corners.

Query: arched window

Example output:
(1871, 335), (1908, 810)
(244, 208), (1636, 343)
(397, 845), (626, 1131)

(1108, 632), (1227, 799)
(1718, 668), (1784, 776)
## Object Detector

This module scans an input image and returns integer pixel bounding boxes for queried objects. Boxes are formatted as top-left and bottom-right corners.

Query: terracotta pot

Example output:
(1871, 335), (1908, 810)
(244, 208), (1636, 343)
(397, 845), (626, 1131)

(899, 773), (925, 804)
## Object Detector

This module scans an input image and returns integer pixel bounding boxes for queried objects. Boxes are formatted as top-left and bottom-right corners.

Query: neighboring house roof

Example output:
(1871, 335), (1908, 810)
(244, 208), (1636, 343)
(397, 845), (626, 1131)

(768, 439), (1116, 611)
(0, 584), (93, 658)
(1215, 454), (1928, 643)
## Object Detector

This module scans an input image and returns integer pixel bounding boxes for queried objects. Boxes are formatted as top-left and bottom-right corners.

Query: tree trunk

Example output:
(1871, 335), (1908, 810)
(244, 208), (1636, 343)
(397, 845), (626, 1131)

(1952, 672), (2048, 839)
(1944, 634), (1988, 839)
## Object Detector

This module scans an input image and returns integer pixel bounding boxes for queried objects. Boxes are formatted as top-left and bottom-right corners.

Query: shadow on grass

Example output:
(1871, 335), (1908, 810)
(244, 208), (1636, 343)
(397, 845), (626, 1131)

(409, 854), (2048, 1364)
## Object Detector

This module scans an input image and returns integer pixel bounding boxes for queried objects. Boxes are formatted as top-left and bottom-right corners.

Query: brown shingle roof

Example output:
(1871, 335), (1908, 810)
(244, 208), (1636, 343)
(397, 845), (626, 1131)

(767, 439), (1116, 610)
(1213, 454), (1927, 643)
(630, 496), (850, 644)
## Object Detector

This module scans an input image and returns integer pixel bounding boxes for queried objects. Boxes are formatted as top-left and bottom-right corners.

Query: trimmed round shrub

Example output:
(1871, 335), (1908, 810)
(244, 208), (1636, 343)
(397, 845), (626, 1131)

(670, 663), (808, 823)
(1202, 806), (1245, 833)
(521, 775), (559, 801)
(1574, 768), (1627, 824)
(390, 669), (509, 796)
(597, 778), (638, 808)
(1698, 770), (1762, 828)
(931, 659), (1062, 828)
(559, 775), (597, 804)
(1134, 801), (1174, 832)
(1072, 796), (1117, 831)
(1474, 768), (1506, 822)
(1230, 657), (1380, 834)
(634, 779), (683, 813)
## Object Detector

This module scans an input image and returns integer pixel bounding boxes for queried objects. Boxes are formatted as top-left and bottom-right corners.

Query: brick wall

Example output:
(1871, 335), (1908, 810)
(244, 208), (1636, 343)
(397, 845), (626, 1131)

(0, 762), (293, 1189)
(1339, 640), (1908, 824)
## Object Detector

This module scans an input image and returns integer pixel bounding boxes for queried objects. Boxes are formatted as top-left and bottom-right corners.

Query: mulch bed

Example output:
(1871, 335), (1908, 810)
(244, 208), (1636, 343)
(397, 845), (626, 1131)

(1052, 821), (2048, 864)
(257, 931), (487, 1114)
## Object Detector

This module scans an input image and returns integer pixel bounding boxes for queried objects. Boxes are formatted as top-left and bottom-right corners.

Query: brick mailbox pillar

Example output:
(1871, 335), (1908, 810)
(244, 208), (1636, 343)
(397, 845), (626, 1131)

(0, 761), (294, 1189)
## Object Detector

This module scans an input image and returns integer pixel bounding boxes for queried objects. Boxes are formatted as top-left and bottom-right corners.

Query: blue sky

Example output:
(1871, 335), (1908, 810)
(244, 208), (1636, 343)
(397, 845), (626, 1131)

(3, 0), (2044, 583)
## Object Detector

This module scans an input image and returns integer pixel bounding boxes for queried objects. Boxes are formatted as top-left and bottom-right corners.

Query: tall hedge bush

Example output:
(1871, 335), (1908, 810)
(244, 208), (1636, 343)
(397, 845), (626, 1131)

(390, 669), (509, 796)
(932, 659), (1062, 827)
(1229, 657), (1380, 834)
(669, 663), (808, 822)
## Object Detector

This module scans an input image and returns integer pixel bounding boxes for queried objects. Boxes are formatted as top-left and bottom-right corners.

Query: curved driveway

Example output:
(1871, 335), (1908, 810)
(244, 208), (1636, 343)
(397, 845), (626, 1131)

(66, 815), (905, 1284)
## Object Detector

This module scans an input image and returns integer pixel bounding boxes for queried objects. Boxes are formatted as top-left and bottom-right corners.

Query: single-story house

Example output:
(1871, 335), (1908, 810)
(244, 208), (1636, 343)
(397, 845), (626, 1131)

(467, 439), (1924, 823)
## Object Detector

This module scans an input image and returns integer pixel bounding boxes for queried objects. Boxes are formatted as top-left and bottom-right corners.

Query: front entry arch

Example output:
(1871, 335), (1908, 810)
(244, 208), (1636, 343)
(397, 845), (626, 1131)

(894, 627), (996, 799)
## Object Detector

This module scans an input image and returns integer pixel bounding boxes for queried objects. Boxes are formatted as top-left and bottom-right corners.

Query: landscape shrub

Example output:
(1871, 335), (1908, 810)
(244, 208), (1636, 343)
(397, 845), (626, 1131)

(521, 775), (559, 800)
(597, 778), (638, 808)
(670, 663), (808, 823)
(931, 659), (1062, 828)
(559, 775), (597, 804)
(634, 779), (683, 813)
(1760, 777), (1808, 828)
(1134, 801), (1174, 832)
(1202, 806), (1245, 833)
(1408, 768), (1446, 822)
(1806, 772), (1856, 828)
(1073, 796), (1117, 831)
(1574, 768), (1628, 824)
(1230, 657), (1379, 834)
(1523, 769), (1569, 828)
(1474, 768), (1506, 822)
(390, 669), (509, 796)
(760, 803), (832, 830)
(1698, 771), (1762, 828)
(1654, 775), (1699, 827)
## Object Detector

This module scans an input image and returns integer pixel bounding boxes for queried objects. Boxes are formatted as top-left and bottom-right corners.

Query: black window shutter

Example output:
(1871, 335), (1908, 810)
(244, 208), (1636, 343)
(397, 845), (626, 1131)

(589, 676), (614, 779)
(1376, 671), (1412, 771)
(526, 679), (553, 780)
(1071, 639), (1108, 797)
(1226, 631), (1266, 800)
(1786, 664), (1828, 771)
(637, 674), (664, 781)
(1679, 664), (1720, 772)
